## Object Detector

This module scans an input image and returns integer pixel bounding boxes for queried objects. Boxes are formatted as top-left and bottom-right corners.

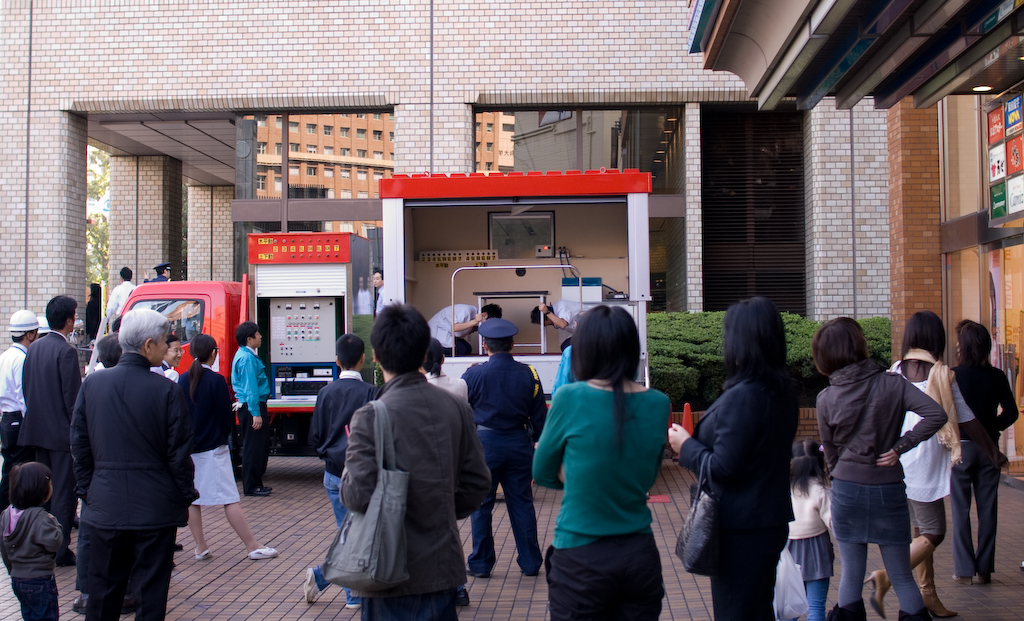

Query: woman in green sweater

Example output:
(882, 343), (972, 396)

(533, 305), (671, 621)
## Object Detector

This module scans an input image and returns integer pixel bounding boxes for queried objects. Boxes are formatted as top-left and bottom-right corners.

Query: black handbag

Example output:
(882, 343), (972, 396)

(675, 451), (720, 576)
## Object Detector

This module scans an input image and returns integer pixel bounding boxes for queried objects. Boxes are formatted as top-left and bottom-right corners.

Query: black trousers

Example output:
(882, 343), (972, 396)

(710, 525), (789, 621)
(239, 402), (270, 494)
(544, 532), (663, 621)
(0, 411), (35, 509)
(33, 447), (76, 563)
(951, 440), (1001, 576)
(87, 525), (176, 621)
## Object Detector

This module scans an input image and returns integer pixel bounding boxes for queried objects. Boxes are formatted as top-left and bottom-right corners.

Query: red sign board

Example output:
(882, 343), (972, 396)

(248, 233), (353, 264)
(990, 107), (1005, 144)
(1008, 136), (1024, 176)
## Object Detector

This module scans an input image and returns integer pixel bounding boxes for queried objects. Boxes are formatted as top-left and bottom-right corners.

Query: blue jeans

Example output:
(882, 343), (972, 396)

(361, 589), (457, 621)
(468, 429), (543, 576)
(11, 575), (59, 621)
(313, 471), (360, 606)
(786, 578), (829, 621)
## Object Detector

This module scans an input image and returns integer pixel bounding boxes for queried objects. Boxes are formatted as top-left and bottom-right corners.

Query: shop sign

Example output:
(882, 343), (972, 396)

(990, 107), (1005, 143)
(1009, 175), (1024, 214)
(1008, 136), (1023, 175)
(1006, 95), (1023, 134)
(990, 144), (1007, 182)
(991, 182), (1007, 218)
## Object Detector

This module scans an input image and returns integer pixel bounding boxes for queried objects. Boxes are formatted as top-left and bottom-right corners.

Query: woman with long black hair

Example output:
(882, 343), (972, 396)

(668, 296), (799, 620)
(179, 334), (277, 561)
(534, 305), (671, 620)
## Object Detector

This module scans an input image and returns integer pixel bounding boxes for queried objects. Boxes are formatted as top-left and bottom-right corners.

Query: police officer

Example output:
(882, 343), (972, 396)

(462, 318), (546, 578)
(145, 262), (171, 282)
(0, 310), (40, 508)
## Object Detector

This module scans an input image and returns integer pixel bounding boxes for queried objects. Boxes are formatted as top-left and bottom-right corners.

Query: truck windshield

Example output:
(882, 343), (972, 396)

(127, 299), (204, 343)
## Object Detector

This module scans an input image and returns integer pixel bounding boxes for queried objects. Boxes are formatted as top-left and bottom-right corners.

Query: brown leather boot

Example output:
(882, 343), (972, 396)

(917, 552), (957, 617)
(864, 536), (934, 619)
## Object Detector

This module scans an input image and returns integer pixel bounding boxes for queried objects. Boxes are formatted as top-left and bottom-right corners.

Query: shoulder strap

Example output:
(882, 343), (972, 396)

(527, 365), (540, 398)
(370, 400), (396, 471)
(837, 372), (882, 461)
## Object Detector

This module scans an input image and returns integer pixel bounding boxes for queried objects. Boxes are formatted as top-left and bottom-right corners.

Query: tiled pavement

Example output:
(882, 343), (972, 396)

(1, 457), (1023, 620)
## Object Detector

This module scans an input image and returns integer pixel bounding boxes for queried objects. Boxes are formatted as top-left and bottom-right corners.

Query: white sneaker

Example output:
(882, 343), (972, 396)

(303, 567), (326, 603)
(345, 602), (362, 610)
(247, 546), (279, 560)
(195, 549), (212, 561)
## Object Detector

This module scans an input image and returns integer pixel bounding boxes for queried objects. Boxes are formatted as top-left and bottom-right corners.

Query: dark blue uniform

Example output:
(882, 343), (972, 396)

(463, 352), (546, 576)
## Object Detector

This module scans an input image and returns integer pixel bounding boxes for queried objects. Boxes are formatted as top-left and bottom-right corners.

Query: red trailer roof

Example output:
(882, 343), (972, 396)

(379, 169), (651, 199)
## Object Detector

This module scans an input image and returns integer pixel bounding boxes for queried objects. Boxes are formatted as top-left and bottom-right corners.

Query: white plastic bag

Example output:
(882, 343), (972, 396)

(773, 546), (809, 620)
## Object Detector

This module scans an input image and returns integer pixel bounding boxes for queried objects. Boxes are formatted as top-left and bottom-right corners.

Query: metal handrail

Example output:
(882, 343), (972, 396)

(450, 264), (583, 354)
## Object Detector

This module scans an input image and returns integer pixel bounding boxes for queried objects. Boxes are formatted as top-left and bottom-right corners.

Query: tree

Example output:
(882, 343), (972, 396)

(88, 147), (109, 201)
(87, 146), (110, 285)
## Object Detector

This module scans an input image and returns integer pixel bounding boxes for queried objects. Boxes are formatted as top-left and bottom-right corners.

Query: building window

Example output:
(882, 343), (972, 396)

(307, 144), (317, 154)
(373, 112), (382, 120)
(256, 116), (266, 127)
(374, 171), (384, 180)
(256, 175), (266, 190)
(486, 162), (493, 171)
(327, 188), (335, 198)
(324, 146), (334, 156)
(256, 142), (267, 154)
(289, 121), (299, 131)
(324, 125), (333, 136)
(274, 143), (282, 155)
(476, 142), (480, 151)
(486, 142), (493, 152)
(340, 166), (350, 178)
(373, 130), (383, 140)
(357, 149), (367, 158)
(389, 131), (394, 141)
(324, 167), (334, 178)
(307, 166), (316, 176)
(275, 177), (282, 192)
(306, 123), (316, 134)
(389, 113), (395, 120)
(358, 191), (369, 198)
(276, 117), (283, 128)
(290, 143), (299, 152)
(487, 123), (493, 132)
(503, 123), (515, 132)
(357, 169), (368, 180)
(289, 166), (299, 176)
(340, 148), (350, 156)
(475, 122), (481, 132)
(340, 189), (352, 198)
(388, 152), (393, 159)
(339, 127), (349, 138)
(356, 113), (365, 119)
(356, 128), (366, 139)
(373, 151), (383, 159)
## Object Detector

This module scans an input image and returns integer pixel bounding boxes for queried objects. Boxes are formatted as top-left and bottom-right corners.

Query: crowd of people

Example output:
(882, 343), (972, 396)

(0, 287), (1018, 621)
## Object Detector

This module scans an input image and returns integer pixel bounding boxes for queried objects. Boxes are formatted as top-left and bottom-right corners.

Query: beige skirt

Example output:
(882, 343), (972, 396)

(191, 445), (241, 506)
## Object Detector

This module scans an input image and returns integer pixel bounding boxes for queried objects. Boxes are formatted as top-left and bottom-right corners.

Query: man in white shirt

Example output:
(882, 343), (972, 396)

(0, 310), (40, 509)
(532, 300), (582, 351)
(106, 267), (136, 322)
(427, 304), (502, 356)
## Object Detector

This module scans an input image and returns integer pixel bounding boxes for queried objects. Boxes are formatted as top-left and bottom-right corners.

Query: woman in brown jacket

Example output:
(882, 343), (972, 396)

(813, 318), (946, 621)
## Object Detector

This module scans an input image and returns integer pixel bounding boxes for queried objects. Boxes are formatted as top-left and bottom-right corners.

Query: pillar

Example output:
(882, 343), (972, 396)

(684, 102), (703, 311)
(108, 156), (183, 284)
(186, 185), (234, 281)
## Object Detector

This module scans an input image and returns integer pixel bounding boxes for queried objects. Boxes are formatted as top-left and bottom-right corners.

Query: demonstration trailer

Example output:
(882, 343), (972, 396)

(378, 169), (653, 391)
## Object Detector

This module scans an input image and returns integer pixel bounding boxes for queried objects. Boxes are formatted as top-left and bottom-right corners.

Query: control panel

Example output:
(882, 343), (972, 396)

(268, 297), (338, 363)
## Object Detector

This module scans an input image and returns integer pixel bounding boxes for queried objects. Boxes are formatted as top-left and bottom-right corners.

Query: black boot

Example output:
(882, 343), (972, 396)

(897, 610), (932, 621)
(826, 600), (868, 621)
(121, 594), (137, 615)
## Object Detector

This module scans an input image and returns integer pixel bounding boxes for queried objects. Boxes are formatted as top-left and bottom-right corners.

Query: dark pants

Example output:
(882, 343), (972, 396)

(468, 429), (543, 576)
(545, 533), (663, 621)
(361, 589), (457, 621)
(0, 411), (35, 509)
(239, 402), (270, 494)
(710, 525), (789, 621)
(443, 338), (472, 358)
(951, 440), (1001, 576)
(78, 503), (137, 595)
(11, 575), (59, 621)
(33, 448), (76, 563)
(87, 525), (176, 621)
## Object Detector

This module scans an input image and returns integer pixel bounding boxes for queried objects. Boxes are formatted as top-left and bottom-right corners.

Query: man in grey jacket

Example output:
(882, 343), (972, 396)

(342, 304), (490, 620)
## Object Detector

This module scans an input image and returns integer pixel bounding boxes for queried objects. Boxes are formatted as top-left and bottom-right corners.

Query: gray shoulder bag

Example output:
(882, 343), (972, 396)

(321, 400), (410, 591)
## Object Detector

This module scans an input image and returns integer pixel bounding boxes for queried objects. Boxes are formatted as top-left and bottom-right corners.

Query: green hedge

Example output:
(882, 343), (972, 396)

(648, 313), (891, 410)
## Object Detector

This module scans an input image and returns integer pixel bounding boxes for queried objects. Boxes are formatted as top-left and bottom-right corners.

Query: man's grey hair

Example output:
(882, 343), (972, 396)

(118, 309), (169, 354)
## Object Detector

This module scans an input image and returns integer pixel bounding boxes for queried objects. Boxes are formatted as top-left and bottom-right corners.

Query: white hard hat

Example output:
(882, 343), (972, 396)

(37, 317), (50, 335)
(8, 310), (38, 336)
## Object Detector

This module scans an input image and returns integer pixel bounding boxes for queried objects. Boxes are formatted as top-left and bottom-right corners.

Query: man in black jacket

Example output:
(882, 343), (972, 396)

(20, 295), (81, 566)
(71, 308), (198, 621)
(302, 334), (377, 607)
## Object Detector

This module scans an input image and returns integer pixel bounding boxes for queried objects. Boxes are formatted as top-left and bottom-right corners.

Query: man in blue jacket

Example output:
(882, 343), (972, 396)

(231, 322), (272, 497)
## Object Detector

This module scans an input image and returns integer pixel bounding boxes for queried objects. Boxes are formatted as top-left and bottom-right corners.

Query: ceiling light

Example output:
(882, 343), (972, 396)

(657, 150), (665, 154)
(666, 117), (678, 122)
(973, 85), (993, 92)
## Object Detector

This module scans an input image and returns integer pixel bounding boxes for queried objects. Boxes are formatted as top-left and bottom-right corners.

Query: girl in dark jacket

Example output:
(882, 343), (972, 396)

(179, 334), (277, 561)
(668, 297), (799, 620)
(812, 318), (946, 621)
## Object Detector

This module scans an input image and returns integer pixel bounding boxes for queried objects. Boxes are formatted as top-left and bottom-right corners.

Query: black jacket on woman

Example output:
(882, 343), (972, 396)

(71, 353), (198, 530)
(179, 367), (234, 454)
(678, 379), (799, 530)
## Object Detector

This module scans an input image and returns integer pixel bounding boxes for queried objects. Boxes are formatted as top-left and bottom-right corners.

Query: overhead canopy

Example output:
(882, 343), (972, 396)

(692, 0), (1024, 110)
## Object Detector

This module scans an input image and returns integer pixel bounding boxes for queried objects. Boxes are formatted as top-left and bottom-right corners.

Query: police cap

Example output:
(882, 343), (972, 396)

(479, 318), (518, 339)
(154, 262), (171, 271)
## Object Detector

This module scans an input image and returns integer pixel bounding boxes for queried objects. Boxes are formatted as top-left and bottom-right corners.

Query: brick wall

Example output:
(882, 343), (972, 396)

(888, 98), (942, 358)
(108, 156), (183, 284)
(684, 102), (704, 311)
(186, 186), (234, 282)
